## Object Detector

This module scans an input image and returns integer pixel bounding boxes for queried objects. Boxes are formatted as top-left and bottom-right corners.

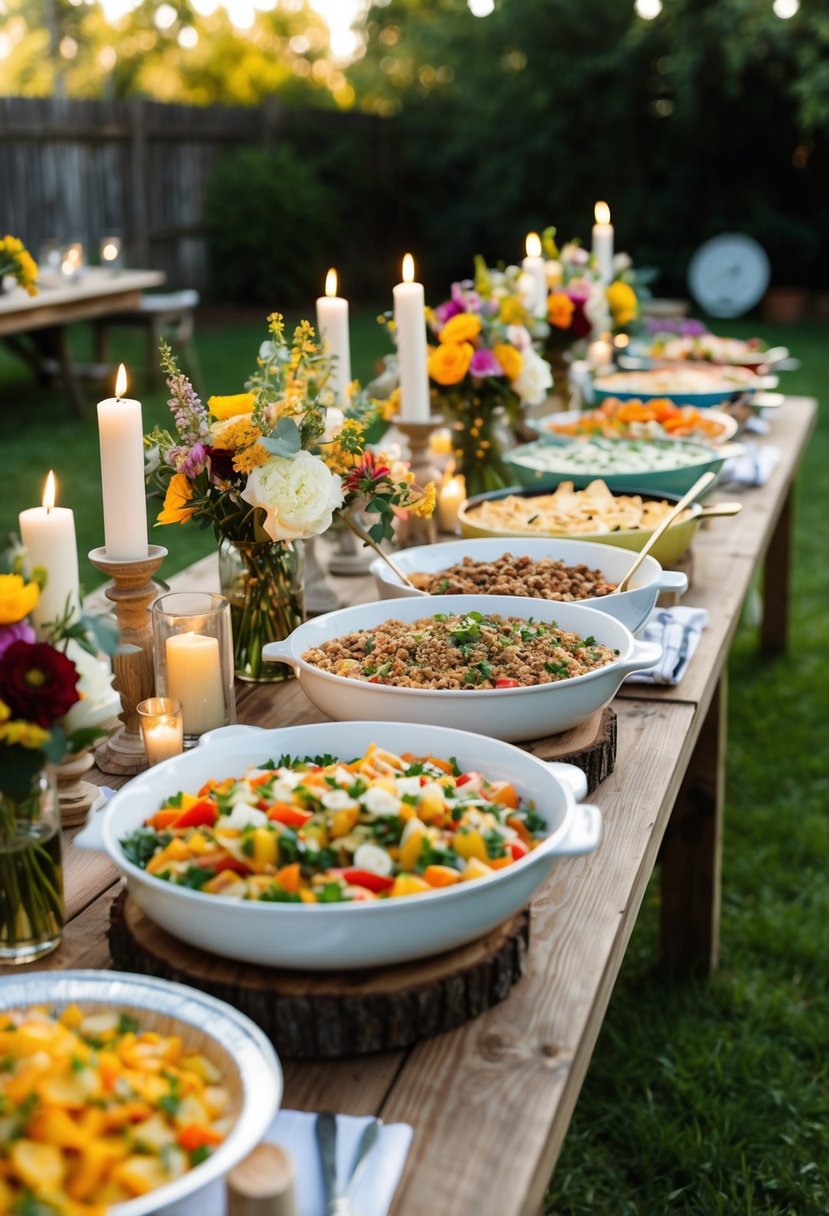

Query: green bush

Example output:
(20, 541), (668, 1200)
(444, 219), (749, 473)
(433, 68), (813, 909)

(205, 145), (335, 305)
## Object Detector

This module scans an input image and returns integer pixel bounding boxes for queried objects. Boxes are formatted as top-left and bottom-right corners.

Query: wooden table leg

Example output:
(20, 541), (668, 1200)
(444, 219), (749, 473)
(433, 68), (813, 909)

(760, 488), (791, 655)
(659, 672), (726, 974)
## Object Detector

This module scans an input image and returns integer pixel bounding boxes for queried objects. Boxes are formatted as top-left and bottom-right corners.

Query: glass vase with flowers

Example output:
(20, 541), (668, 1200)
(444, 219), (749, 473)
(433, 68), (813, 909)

(146, 313), (435, 681)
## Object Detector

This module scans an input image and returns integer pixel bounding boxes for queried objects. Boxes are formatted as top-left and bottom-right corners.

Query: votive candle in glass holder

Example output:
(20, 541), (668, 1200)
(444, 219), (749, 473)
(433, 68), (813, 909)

(61, 241), (85, 284)
(152, 592), (236, 743)
(100, 234), (123, 273)
(138, 698), (184, 766)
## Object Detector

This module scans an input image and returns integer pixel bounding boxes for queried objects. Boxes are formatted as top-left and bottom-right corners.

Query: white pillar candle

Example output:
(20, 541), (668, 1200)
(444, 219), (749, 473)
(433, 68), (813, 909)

(592, 202), (615, 285)
(96, 364), (148, 560)
(18, 471), (81, 636)
(521, 232), (548, 318)
(316, 268), (352, 409)
(393, 254), (431, 423)
(438, 473), (466, 534)
(165, 631), (225, 736)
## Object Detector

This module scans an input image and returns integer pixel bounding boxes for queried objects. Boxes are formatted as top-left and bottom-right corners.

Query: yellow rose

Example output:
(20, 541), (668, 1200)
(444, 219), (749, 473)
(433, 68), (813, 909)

(0, 573), (40, 625)
(547, 292), (575, 330)
(428, 342), (474, 386)
(606, 281), (638, 327)
(492, 343), (523, 381)
(0, 720), (50, 749)
(207, 392), (255, 421)
(157, 472), (197, 525)
(438, 313), (482, 345)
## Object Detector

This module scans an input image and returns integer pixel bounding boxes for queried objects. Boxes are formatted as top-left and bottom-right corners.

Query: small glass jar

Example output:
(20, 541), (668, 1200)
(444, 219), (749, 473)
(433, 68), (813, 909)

(137, 697), (184, 766)
(99, 233), (123, 274)
(152, 592), (236, 744)
(0, 767), (64, 964)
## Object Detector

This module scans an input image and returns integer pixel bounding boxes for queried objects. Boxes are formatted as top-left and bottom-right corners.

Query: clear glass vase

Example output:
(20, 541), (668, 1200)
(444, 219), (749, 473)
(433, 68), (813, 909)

(446, 399), (514, 499)
(0, 766), (64, 963)
(218, 539), (305, 683)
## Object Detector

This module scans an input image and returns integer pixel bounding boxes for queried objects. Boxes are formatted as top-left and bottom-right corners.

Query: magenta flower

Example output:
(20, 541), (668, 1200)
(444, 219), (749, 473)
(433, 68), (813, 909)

(0, 620), (36, 661)
(435, 298), (465, 325)
(470, 348), (504, 378)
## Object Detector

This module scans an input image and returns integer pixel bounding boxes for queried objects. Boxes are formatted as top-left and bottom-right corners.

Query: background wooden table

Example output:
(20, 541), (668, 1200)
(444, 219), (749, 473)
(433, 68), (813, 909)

(0, 267), (165, 413)
(3, 397), (815, 1216)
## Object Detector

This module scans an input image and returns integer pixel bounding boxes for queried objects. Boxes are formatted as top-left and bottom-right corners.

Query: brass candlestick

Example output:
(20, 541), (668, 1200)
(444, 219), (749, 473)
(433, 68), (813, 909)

(88, 545), (167, 775)
(393, 414), (442, 548)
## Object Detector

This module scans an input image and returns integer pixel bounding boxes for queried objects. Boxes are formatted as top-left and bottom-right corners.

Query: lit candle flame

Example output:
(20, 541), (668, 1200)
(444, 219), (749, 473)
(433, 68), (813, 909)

(325, 267), (338, 297)
(102, 241), (119, 262)
(115, 363), (128, 398)
(402, 253), (415, 284)
(525, 232), (542, 258)
(42, 470), (56, 513)
(594, 201), (611, 225)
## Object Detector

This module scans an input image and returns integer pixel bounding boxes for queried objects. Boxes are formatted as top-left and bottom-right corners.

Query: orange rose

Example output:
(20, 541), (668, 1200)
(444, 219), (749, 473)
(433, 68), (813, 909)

(492, 343), (522, 381)
(428, 342), (474, 386)
(438, 313), (482, 345)
(547, 292), (575, 330)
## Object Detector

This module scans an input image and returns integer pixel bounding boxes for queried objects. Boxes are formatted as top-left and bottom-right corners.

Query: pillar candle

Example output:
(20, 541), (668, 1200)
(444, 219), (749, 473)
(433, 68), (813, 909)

(96, 364), (148, 560)
(521, 232), (548, 318)
(592, 202), (615, 285)
(18, 471), (81, 635)
(316, 268), (352, 408)
(393, 254), (431, 423)
(165, 632), (225, 736)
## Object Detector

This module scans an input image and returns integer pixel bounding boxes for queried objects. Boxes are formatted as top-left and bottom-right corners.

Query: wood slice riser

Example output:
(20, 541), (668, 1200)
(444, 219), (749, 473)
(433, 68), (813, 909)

(109, 894), (529, 1060)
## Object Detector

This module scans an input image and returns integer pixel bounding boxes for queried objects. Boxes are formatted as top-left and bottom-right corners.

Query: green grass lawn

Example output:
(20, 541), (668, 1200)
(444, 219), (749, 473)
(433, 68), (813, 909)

(2, 312), (826, 1214)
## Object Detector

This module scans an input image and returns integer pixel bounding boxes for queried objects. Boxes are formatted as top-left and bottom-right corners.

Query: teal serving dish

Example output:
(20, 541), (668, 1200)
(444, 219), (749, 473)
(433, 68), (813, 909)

(504, 437), (739, 496)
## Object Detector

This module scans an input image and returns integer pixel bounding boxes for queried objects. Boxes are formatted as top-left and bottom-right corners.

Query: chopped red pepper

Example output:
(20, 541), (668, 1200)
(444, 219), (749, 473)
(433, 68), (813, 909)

(494, 677), (521, 689)
(193, 855), (250, 875)
(176, 1124), (224, 1152)
(509, 841), (529, 861)
(341, 868), (394, 893)
(171, 800), (218, 829)
(267, 804), (313, 828)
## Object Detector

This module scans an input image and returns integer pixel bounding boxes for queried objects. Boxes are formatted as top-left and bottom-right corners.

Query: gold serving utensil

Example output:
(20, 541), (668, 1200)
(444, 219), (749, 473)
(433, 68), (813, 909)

(340, 512), (421, 592)
(698, 501), (743, 519)
(616, 470), (716, 593)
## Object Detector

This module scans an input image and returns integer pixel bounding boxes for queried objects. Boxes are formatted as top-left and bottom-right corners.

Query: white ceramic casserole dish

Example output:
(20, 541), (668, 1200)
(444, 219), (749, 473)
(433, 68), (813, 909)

(76, 721), (602, 970)
(260, 595), (660, 742)
(368, 537), (687, 636)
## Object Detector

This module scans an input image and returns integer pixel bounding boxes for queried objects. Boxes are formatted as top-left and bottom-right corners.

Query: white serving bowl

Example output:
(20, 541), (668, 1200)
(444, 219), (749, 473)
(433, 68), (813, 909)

(76, 721), (602, 970)
(261, 595), (661, 742)
(368, 538), (687, 637)
(0, 970), (282, 1216)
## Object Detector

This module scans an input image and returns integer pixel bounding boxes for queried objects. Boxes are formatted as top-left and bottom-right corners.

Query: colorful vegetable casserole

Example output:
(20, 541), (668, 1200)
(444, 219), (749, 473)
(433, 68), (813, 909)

(120, 745), (549, 904)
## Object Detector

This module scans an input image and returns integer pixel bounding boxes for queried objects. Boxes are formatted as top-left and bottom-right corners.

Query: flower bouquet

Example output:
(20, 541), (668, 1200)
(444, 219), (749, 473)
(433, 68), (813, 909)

(538, 227), (655, 350)
(147, 313), (435, 680)
(0, 571), (117, 961)
(0, 234), (38, 296)
(426, 270), (553, 497)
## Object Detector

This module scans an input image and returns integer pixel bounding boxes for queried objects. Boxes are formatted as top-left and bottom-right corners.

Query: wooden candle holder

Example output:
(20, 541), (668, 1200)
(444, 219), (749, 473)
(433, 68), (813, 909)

(88, 545), (167, 775)
(394, 414), (442, 548)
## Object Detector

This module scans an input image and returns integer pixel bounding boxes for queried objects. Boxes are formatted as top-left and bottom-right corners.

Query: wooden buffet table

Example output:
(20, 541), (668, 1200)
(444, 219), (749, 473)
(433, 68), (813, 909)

(0, 267), (165, 414)
(4, 397), (815, 1216)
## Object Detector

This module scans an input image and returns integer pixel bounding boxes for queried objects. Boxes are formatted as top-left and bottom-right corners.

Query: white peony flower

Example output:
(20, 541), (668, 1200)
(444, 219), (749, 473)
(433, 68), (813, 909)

(60, 640), (120, 737)
(512, 348), (553, 407)
(613, 252), (632, 274)
(241, 450), (343, 542)
(561, 243), (589, 267)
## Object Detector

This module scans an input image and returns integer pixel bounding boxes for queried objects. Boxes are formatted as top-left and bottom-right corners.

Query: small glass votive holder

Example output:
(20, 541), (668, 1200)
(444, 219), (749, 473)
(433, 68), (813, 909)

(152, 592), (236, 744)
(60, 241), (85, 284)
(138, 698), (184, 767)
(100, 233), (123, 274)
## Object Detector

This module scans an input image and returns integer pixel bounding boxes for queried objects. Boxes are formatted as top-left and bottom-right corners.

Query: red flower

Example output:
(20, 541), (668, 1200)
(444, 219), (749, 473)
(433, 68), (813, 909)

(570, 299), (592, 340)
(343, 452), (391, 495)
(0, 641), (81, 727)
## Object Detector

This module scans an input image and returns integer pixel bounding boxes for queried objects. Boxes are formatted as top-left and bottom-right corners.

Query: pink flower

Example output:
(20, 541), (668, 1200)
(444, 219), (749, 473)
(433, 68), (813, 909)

(470, 348), (504, 378)
(0, 620), (36, 661)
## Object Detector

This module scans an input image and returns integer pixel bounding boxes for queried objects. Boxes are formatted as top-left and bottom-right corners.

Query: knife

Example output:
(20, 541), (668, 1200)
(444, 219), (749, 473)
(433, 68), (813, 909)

(315, 1111), (350, 1216)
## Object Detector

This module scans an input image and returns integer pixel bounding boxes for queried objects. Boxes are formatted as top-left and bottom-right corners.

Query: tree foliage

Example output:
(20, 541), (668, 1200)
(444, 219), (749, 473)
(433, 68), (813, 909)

(348, 0), (829, 290)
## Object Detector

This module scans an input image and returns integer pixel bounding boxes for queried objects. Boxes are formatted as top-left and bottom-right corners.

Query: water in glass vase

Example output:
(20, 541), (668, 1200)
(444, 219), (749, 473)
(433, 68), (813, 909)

(0, 812), (64, 964)
(219, 539), (305, 683)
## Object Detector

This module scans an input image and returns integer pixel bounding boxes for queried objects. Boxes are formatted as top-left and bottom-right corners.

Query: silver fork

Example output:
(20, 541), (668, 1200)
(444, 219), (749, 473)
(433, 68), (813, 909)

(315, 1112), (382, 1216)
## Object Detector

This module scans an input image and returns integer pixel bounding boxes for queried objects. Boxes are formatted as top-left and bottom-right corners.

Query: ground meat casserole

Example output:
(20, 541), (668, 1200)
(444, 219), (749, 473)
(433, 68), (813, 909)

(301, 611), (619, 691)
(408, 553), (617, 601)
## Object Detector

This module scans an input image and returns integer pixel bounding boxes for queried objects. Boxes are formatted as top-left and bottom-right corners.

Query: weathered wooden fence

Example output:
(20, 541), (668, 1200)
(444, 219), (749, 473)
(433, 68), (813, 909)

(0, 96), (400, 296)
